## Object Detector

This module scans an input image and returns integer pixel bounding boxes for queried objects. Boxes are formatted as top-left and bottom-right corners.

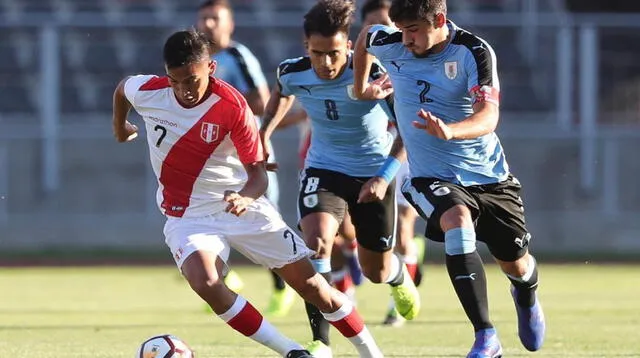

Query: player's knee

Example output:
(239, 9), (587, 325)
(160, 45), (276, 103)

(304, 232), (334, 258)
(497, 254), (530, 277)
(439, 205), (473, 232)
(186, 273), (224, 298)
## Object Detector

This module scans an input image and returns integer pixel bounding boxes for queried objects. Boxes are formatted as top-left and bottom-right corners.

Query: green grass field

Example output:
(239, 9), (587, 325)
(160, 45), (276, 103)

(0, 264), (638, 357)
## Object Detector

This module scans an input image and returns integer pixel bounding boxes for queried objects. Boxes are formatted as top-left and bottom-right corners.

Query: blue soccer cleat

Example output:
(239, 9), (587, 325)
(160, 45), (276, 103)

(511, 285), (546, 351)
(466, 328), (503, 358)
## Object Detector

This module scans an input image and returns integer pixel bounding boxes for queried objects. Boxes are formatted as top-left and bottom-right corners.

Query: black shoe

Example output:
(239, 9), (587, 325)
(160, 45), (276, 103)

(286, 349), (314, 358)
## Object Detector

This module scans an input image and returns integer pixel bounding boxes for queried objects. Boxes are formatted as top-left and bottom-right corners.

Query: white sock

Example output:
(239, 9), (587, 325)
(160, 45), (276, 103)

(384, 253), (403, 284)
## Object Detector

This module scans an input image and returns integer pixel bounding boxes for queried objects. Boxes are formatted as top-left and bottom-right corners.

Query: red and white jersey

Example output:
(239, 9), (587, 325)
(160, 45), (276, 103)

(124, 75), (264, 218)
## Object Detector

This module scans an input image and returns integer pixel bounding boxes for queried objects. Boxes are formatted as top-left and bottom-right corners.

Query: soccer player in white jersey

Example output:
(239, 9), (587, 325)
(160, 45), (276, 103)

(354, 0), (546, 356)
(195, 0), (296, 315)
(111, 29), (383, 358)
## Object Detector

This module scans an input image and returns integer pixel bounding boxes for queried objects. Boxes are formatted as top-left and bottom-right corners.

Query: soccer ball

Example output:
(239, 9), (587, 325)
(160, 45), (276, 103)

(136, 334), (195, 358)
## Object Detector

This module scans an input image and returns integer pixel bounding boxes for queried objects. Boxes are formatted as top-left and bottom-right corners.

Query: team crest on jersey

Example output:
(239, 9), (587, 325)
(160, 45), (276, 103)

(444, 61), (458, 80)
(200, 122), (219, 143)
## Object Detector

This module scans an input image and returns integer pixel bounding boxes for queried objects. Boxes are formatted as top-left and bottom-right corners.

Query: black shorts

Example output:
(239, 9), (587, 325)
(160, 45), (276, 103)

(401, 174), (530, 261)
(298, 167), (396, 252)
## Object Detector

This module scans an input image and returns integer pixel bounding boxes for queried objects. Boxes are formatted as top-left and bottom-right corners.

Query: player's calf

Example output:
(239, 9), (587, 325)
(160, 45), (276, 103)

(277, 259), (383, 357)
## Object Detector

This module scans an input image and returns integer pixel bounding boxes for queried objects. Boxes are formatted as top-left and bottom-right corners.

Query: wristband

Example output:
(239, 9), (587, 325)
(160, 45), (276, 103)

(375, 157), (401, 183)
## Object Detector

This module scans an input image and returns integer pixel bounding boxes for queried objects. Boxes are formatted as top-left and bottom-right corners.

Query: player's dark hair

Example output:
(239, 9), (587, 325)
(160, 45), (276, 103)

(389, 0), (447, 24)
(303, 0), (355, 38)
(198, 0), (232, 13)
(360, 0), (392, 21)
(163, 29), (212, 69)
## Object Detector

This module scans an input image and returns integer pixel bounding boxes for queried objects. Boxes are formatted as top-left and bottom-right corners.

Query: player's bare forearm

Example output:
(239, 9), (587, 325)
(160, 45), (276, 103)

(259, 85), (295, 140)
(112, 77), (132, 126)
(244, 86), (270, 116)
(449, 101), (500, 140)
(238, 162), (269, 200)
(353, 25), (375, 99)
(277, 108), (308, 129)
(388, 132), (407, 163)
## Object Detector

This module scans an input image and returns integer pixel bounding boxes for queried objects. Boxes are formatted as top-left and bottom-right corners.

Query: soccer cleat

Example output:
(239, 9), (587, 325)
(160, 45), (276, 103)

(511, 285), (546, 351)
(305, 340), (332, 358)
(224, 270), (245, 293)
(265, 285), (297, 318)
(345, 254), (364, 286)
(286, 349), (314, 358)
(390, 264), (421, 320)
(466, 328), (503, 358)
(382, 306), (405, 327)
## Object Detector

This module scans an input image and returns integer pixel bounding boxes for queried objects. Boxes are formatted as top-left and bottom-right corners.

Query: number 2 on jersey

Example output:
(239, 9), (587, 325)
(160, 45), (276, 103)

(154, 125), (167, 147)
(324, 99), (339, 121)
(417, 80), (434, 104)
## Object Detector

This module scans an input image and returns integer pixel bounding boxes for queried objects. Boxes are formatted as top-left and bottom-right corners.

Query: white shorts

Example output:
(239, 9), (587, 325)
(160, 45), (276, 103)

(396, 161), (412, 208)
(164, 197), (313, 273)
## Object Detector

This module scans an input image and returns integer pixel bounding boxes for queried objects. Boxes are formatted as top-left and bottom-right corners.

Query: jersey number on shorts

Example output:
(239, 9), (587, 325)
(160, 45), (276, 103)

(154, 125), (167, 147)
(304, 177), (320, 194)
(324, 99), (339, 121)
(283, 229), (297, 254)
(417, 80), (434, 104)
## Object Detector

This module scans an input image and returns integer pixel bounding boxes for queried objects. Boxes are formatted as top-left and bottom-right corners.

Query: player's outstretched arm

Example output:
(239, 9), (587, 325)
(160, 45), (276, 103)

(448, 101), (499, 139)
(258, 84), (296, 167)
(353, 25), (394, 101)
(112, 77), (138, 142)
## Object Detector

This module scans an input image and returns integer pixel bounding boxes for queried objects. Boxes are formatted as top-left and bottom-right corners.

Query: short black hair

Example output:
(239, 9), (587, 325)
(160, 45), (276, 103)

(198, 0), (232, 13)
(360, 0), (392, 21)
(389, 0), (446, 24)
(303, 0), (356, 38)
(163, 29), (212, 69)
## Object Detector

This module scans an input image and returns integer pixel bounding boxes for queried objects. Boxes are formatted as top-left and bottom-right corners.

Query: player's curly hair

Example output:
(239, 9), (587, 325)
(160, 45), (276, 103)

(360, 0), (392, 21)
(303, 0), (356, 38)
(163, 29), (213, 69)
(389, 0), (447, 24)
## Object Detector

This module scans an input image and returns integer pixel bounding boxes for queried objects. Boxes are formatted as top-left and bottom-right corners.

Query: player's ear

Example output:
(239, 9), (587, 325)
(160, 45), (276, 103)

(209, 60), (217, 75)
(434, 13), (446, 28)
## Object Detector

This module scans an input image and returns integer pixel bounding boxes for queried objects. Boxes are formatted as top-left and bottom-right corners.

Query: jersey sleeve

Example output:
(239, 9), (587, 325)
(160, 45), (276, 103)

(369, 58), (387, 80)
(123, 74), (157, 107)
(229, 105), (265, 164)
(464, 41), (500, 106)
(276, 60), (294, 96)
(365, 24), (404, 62)
(228, 44), (268, 94)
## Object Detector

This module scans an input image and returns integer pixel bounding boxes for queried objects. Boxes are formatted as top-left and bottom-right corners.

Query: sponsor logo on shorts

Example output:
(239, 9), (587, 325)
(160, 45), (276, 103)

(514, 233), (531, 248)
(174, 247), (184, 261)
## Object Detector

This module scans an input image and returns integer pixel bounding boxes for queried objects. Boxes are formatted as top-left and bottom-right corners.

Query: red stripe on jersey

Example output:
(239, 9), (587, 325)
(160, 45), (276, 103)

(139, 76), (170, 91)
(159, 79), (262, 217)
(227, 301), (263, 336)
(329, 309), (365, 338)
(470, 85), (500, 105)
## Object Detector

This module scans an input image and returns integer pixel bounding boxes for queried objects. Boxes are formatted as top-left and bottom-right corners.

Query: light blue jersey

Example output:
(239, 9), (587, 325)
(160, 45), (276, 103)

(212, 42), (279, 206)
(366, 21), (509, 186)
(212, 41), (267, 94)
(277, 55), (394, 177)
